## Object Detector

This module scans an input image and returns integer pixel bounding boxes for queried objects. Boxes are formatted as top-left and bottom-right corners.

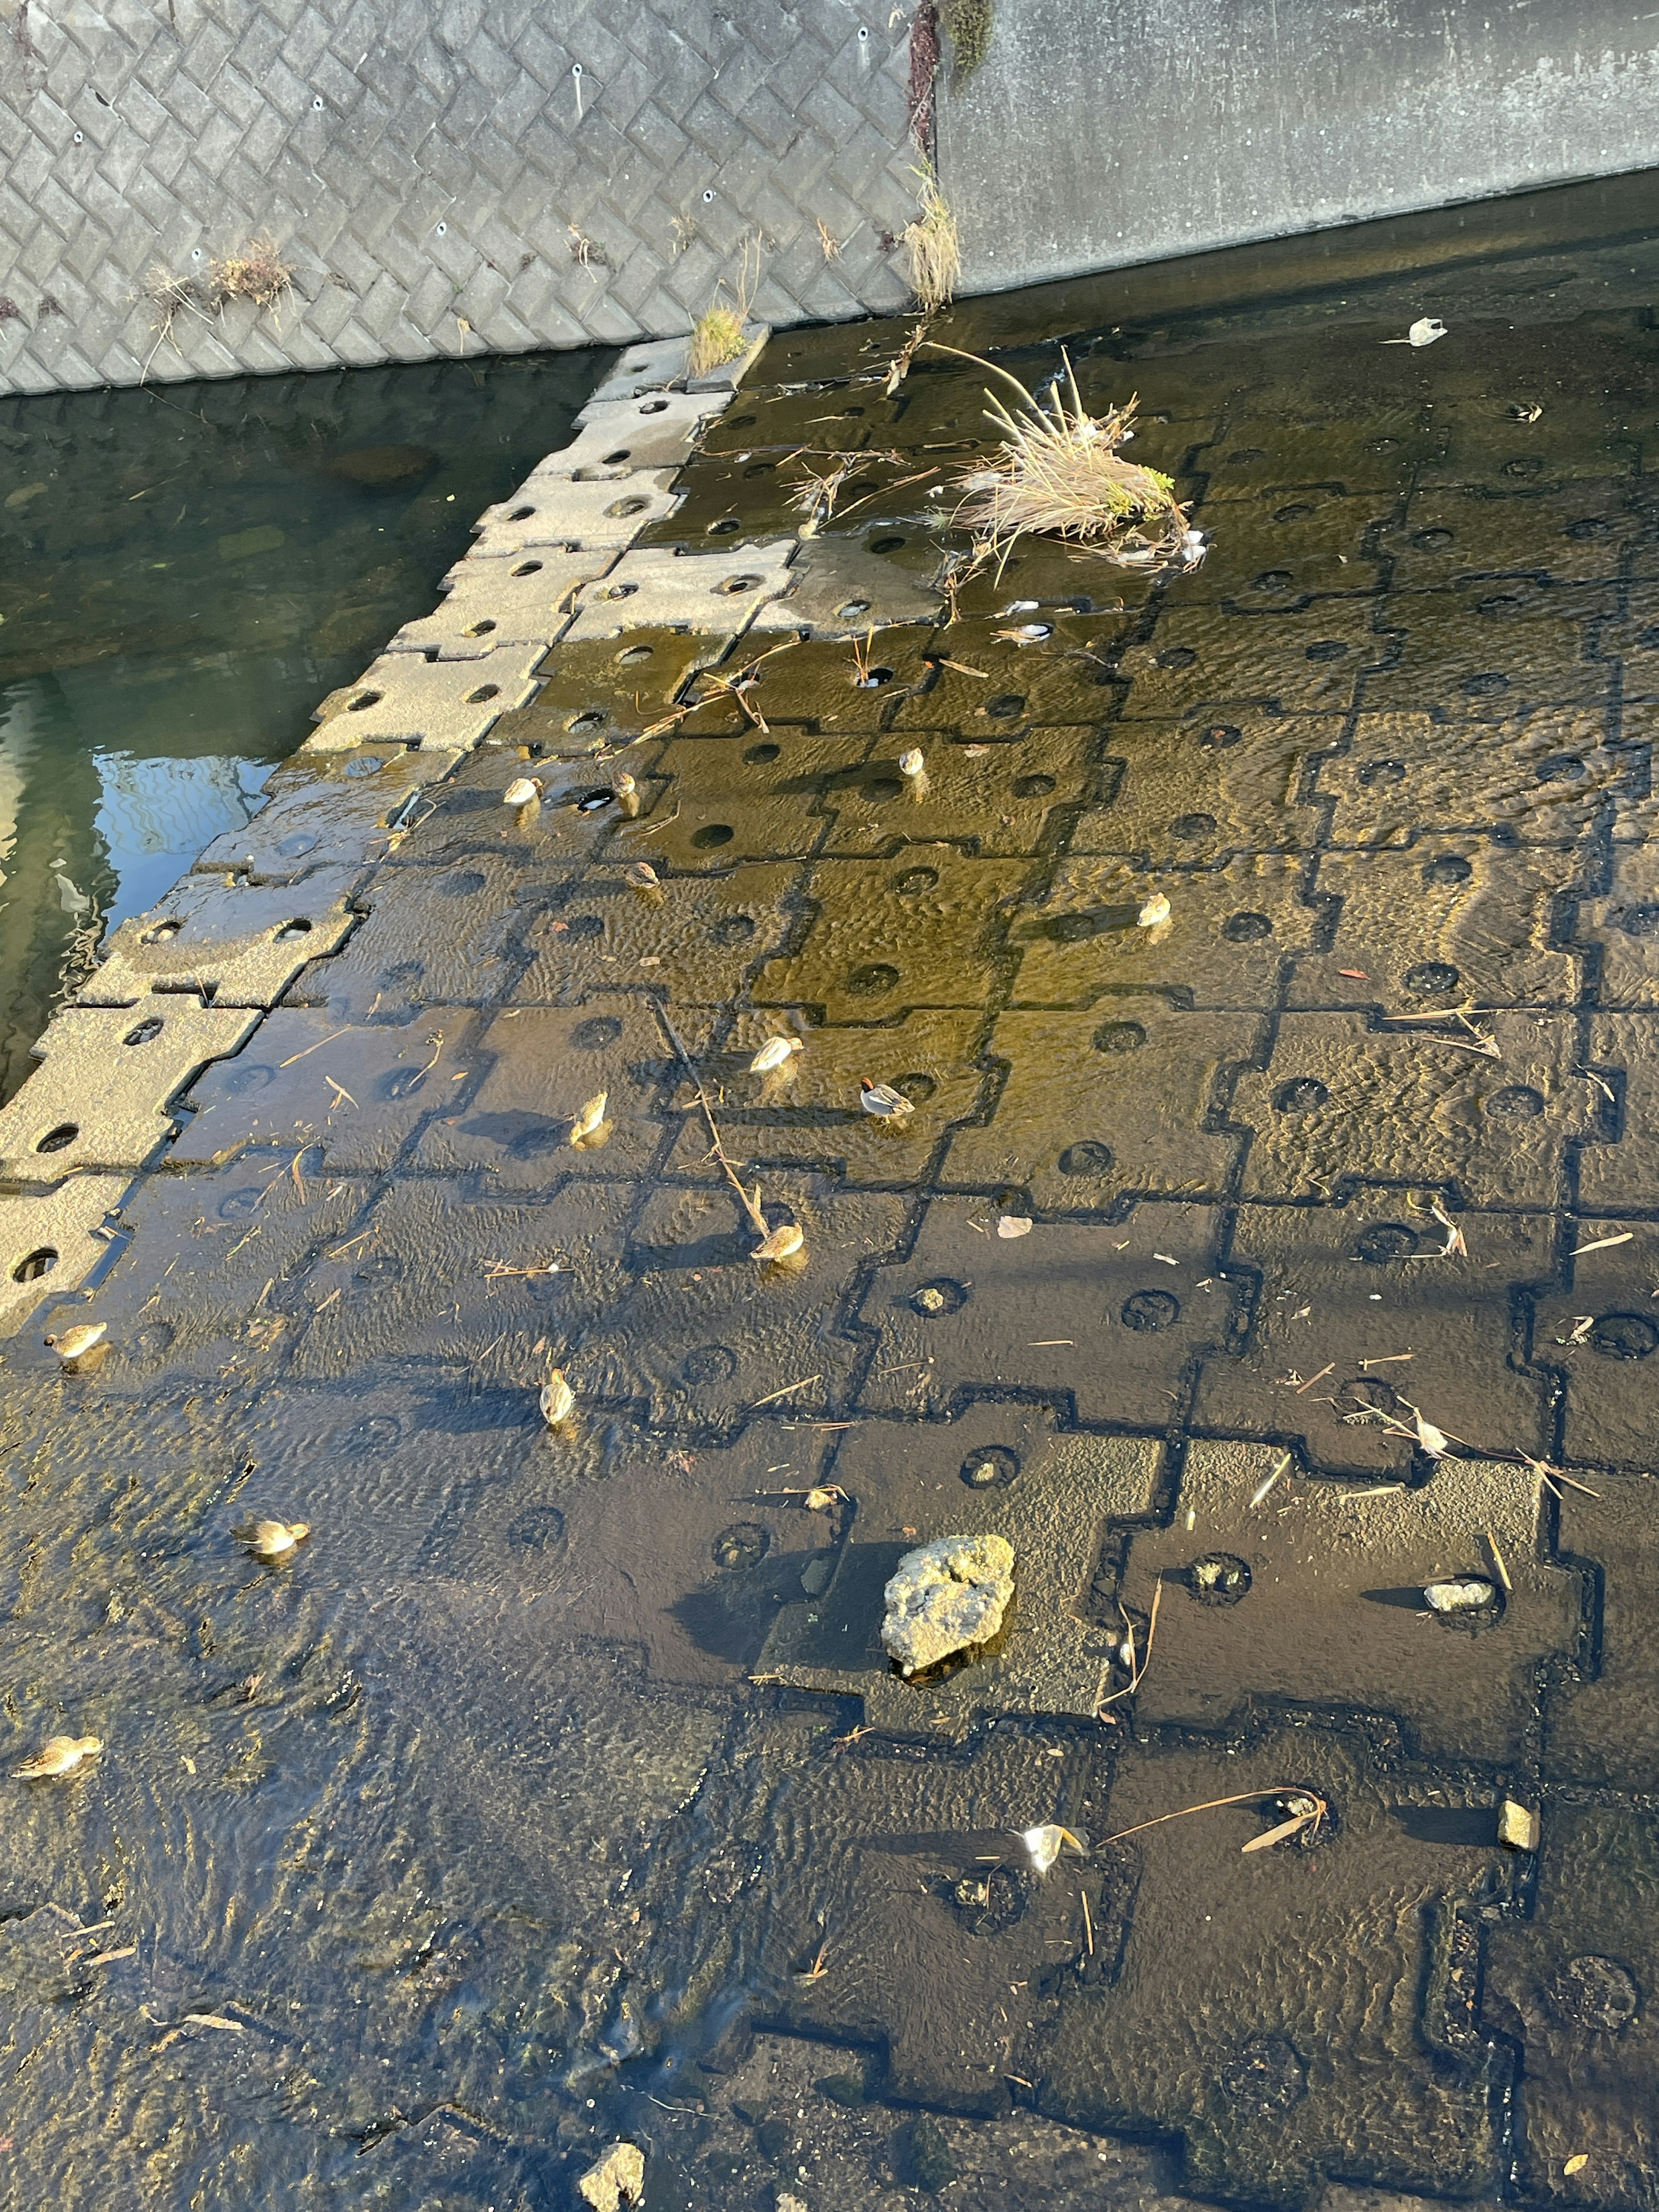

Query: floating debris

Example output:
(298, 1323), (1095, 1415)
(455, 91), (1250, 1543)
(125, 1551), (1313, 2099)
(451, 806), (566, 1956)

(577, 2142), (646, 2212)
(233, 1518), (309, 1562)
(13, 1735), (102, 1781)
(43, 1322), (108, 1370)
(752, 1221), (805, 1265)
(540, 1370), (576, 1429)
(1498, 1798), (1539, 1851)
(623, 860), (664, 902)
(749, 1035), (803, 1076)
(612, 771), (640, 819)
(1423, 1576), (1498, 1616)
(1384, 317), (1448, 346)
(899, 745), (930, 800)
(997, 1214), (1033, 1239)
(860, 1079), (915, 1121)
(569, 1091), (610, 1147)
(1508, 400), (1545, 423)
(882, 1532), (1014, 1677)
(1137, 893), (1171, 929)
(1017, 1822), (1087, 1875)
(1242, 1792), (1324, 1853)
(502, 776), (541, 808)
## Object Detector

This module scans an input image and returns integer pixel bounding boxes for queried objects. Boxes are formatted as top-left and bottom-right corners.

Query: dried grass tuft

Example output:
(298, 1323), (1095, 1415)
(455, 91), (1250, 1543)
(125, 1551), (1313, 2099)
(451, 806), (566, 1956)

(688, 234), (760, 378)
(931, 342), (1190, 574)
(209, 235), (294, 313)
(688, 302), (747, 378)
(899, 166), (960, 313)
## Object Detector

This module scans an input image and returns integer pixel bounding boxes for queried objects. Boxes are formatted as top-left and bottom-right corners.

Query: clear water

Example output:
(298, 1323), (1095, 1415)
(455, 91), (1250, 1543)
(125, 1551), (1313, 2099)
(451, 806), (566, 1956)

(0, 349), (604, 1096)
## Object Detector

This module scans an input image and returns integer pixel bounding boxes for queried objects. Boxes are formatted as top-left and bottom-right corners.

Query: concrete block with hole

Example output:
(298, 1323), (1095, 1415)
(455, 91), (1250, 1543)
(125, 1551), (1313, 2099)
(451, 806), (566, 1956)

(76, 868), (362, 1008)
(582, 329), (768, 403)
(0, 1176), (132, 1335)
(555, 390), (731, 475)
(305, 647), (543, 752)
(749, 530), (947, 635)
(563, 542), (796, 639)
(467, 470), (683, 559)
(193, 747), (463, 881)
(0, 999), (260, 1180)
(385, 548), (607, 658)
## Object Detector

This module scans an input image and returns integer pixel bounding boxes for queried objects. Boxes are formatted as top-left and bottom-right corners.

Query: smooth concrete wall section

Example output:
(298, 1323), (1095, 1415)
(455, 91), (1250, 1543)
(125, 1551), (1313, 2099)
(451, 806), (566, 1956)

(0, 0), (915, 395)
(938, 0), (1659, 291)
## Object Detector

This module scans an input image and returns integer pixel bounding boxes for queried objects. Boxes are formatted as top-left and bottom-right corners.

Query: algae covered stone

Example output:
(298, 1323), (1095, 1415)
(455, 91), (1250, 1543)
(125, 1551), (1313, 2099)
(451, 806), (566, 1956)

(881, 1532), (1014, 1677)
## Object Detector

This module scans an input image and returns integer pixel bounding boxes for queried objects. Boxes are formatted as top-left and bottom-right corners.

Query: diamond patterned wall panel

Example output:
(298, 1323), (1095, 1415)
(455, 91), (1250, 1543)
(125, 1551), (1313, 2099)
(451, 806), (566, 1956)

(0, 0), (918, 395)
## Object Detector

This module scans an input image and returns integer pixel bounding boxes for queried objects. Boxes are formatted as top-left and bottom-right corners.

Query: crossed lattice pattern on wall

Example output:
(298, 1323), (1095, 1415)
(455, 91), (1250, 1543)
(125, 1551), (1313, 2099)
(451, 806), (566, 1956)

(0, 0), (917, 394)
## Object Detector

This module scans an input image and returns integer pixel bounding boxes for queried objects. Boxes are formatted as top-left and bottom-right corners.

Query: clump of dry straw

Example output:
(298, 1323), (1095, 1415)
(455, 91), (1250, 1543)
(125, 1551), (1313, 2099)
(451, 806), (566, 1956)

(933, 343), (1191, 572)
(899, 165), (960, 312)
(210, 235), (295, 312)
(688, 236), (759, 379)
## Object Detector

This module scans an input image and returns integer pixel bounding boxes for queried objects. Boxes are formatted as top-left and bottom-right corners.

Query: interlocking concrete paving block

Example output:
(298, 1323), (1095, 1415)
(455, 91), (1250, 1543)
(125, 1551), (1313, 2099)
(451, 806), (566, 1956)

(0, 1175), (130, 1336)
(52, 1159), (367, 1388)
(1485, 1805), (1659, 2206)
(1544, 1475), (1659, 1792)
(384, 548), (605, 658)
(639, 1713), (1117, 2115)
(1067, 712), (1338, 863)
(1193, 1198), (1555, 1476)
(1044, 1722), (1505, 2205)
(306, 646), (542, 752)
(747, 528), (948, 635)
(191, 747), (464, 882)
(606, 1177), (903, 1428)
(1377, 480), (1645, 586)
(1173, 491), (1387, 604)
(1580, 1014), (1659, 1211)
(941, 532), (1166, 626)
(1290, 839), (1584, 1011)
(382, 745), (665, 867)
(888, 614), (1138, 736)
(1417, 398), (1637, 489)
(563, 540), (796, 639)
(1191, 413), (1439, 499)
(1234, 1011), (1599, 1208)
(76, 868), (362, 1009)
(287, 1178), (632, 1386)
(537, 391), (730, 480)
(512, 862), (801, 1005)
(467, 468), (683, 558)
(631, 729), (866, 870)
(754, 854), (1031, 1020)
(286, 855), (558, 1018)
(1112, 600), (1389, 719)
(413, 1000), (700, 1190)
(761, 1405), (1162, 1730)
(1571, 852), (1659, 1006)
(1529, 1220), (1659, 1468)
(687, 626), (940, 735)
(1316, 710), (1625, 845)
(465, 1421), (823, 1689)
(660, 1007), (988, 1189)
(699, 384), (906, 456)
(488, 629), (738, 755)
(170, 1008), (480, 1173)
(586, 337), (698, 404)
(823, 725), (1110, 859)
(0, 999), (261, 1180)
(1119, 1442), (1578, 1762)
(1013, 854), (1325, 1011)
(853, 1197), (1240, 1424)
(1363, 596), (1611, 719)
(941, 1004), (1262, 1211)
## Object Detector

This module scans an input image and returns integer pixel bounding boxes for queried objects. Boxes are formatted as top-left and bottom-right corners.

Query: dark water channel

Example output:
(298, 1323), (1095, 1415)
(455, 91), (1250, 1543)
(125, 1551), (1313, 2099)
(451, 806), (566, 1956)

(9, 169), (1659, 2211)
(0, 348), (603, 1099)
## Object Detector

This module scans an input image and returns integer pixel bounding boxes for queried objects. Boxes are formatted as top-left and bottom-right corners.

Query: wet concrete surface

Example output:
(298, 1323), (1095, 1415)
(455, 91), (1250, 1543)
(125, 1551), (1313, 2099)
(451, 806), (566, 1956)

(7, 182), (1659, 2208)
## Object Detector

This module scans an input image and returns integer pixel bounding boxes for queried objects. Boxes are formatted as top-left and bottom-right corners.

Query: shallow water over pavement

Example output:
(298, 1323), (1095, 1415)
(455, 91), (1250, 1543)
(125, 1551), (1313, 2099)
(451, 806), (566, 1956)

(7, 172), (1659, 2209)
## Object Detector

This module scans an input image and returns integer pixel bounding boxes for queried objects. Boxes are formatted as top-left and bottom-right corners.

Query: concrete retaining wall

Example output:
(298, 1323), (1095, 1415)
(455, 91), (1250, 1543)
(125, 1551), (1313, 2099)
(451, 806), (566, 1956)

(5, 0), (1659, 398)
(939, 0), (1659, 292)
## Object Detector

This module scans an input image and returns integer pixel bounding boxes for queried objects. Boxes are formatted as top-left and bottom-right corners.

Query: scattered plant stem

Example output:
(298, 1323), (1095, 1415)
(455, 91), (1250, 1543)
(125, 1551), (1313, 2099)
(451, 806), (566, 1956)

(652, 1004), (769, 1235)
(1099, 1787), (1328, 1850)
